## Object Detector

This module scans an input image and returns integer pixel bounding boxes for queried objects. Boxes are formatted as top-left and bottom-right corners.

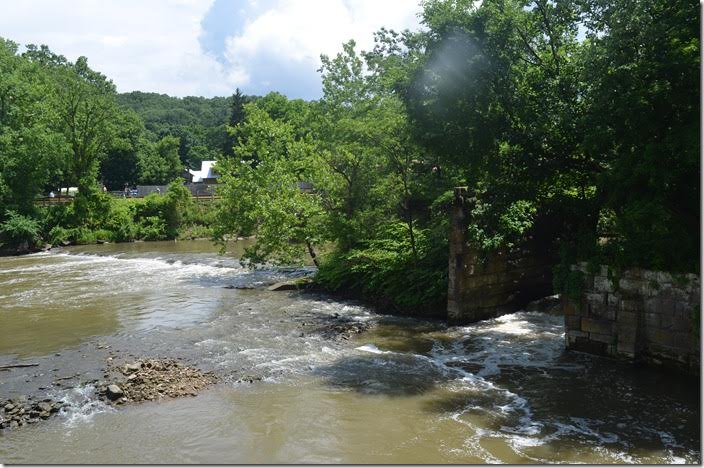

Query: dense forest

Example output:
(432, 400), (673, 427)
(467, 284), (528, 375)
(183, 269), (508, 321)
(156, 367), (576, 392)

(0, 0), (699, 314)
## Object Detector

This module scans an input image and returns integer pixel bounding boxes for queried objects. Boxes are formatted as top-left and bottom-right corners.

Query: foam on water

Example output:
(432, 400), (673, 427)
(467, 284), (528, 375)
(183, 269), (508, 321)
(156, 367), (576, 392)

(51, 384), (115, 428)
(355, 344), (391, 355)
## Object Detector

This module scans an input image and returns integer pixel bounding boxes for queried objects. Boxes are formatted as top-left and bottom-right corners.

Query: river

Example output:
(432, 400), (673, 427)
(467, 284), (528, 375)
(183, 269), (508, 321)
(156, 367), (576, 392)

(0, 240), (699, 463)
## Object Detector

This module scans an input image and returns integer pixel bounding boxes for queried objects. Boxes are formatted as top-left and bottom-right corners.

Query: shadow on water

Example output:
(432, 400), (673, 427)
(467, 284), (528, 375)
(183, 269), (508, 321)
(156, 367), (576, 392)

(312, 354), (451, 397)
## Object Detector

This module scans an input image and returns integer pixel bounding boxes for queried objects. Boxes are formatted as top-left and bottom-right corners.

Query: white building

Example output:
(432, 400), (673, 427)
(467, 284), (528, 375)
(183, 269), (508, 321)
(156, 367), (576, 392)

(188, 161), (219, 184)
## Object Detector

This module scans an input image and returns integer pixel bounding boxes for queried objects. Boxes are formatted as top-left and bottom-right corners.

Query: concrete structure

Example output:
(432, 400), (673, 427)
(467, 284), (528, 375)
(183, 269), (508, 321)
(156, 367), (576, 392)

(447, 187), (554, 324)
(564, 263), (700, 374)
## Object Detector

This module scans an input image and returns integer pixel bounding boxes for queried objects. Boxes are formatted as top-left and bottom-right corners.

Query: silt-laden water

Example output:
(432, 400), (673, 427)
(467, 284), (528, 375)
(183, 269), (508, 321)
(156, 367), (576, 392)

(0, 240), (699, 463)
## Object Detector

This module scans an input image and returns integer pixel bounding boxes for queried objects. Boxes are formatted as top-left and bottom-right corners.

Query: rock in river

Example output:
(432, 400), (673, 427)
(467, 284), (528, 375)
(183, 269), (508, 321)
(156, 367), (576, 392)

(124, 362), (141, 373)
(105, 384), (124, 400)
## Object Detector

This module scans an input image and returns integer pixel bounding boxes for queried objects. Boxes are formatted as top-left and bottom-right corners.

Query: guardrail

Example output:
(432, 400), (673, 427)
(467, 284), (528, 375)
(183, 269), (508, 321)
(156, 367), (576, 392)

(35, 195), (221, 206)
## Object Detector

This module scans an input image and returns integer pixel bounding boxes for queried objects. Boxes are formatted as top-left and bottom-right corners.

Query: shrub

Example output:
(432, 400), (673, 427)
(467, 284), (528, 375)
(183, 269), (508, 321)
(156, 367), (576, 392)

(177, 224), (214, 240)
(105, 201), (138, 242)
(93, 229), (115, 242)
(0, 211), (41, 249)
(138, 216), (167, 241)
(316, 221), (448, 313)
(48, 226), (71, 246)
(67, 227), (97, 245)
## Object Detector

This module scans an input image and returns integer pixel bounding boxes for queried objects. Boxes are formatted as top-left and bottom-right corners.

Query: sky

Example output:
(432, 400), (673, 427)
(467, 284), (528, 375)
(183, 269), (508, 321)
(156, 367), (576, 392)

(0, 0), (423, 99)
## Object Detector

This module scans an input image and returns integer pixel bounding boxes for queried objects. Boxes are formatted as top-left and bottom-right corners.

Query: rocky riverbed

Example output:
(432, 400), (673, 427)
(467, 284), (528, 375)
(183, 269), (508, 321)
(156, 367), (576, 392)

(0, 397), (68, 430)
(0, 312), (369, 434)
(0, 356), (218, 433)
(99, 358), (218, 405)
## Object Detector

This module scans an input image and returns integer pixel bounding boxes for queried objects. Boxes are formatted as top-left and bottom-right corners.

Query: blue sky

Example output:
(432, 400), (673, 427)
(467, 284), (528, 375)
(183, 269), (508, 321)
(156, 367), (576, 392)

(1, 0), (422, 99)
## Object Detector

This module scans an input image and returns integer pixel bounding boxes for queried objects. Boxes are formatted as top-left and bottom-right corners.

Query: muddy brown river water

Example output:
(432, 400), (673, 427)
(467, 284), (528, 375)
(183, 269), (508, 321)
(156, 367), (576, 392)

(0, 240), (699, 463)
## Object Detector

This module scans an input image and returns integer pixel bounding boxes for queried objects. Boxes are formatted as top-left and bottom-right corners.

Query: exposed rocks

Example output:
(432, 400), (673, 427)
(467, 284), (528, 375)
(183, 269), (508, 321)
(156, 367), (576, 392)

(105, 384), (124, 400)
(0, 396), (68, 430)
(267, 278), (313, 291)
(1, 357), (219, 433)
(236, 375), (263, 384)
(307, 317), (372, 341)
(97, 358), (218, 405)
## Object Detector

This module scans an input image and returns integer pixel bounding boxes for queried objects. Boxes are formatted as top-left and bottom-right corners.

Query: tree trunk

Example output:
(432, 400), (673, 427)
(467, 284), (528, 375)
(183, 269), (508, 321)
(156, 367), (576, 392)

(305, 240), (320, 268)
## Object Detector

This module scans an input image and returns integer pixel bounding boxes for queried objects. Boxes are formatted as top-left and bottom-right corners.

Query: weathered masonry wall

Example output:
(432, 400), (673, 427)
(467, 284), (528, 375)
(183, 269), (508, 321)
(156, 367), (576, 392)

(447, 187), (554, 324)
(564, 263), (701, 374)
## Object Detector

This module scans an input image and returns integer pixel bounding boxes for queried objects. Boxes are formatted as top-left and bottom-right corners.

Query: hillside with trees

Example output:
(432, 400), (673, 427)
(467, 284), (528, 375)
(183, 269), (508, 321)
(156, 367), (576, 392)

(0, 0), (699, 316)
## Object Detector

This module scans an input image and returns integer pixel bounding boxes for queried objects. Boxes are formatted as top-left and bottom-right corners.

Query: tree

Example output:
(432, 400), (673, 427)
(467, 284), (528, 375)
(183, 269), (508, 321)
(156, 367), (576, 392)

(215, 103), (327, 266)
(0, 38), (68, 215)
(222, 88), (248, 157)
(100, 109), (149, 190)
(47, 55), (119, 192)
(137, 135), (183, 185)
(578, 0), (699, 272)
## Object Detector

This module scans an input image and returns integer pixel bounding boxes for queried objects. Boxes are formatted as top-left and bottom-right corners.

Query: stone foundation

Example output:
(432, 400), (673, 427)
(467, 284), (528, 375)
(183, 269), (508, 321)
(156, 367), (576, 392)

(447, 187), (554, 324)
(564, 263), (700, 374)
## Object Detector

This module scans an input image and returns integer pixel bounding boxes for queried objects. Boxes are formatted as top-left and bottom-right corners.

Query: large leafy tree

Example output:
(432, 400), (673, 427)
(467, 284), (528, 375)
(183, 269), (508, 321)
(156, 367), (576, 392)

(100, 109), (151, 190)
(137, 135), (183, 185)
(49, 55), (119, 192)
(215, 103), (328, 266)
(0, 39), (68, 215)
(579, 0), (700, 271)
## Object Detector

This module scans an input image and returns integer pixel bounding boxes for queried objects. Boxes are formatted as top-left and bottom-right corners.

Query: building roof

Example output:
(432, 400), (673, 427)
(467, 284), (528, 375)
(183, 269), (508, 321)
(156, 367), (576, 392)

(188, 161), (218, 183)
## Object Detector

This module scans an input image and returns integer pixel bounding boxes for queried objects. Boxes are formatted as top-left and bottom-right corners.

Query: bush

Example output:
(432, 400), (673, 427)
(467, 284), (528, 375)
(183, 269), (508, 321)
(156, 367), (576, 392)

(67, 227), (97, 245)
(177, 224), (214, 240)
(134, 181), (193, 239)
(37, 180), (207, 247)
(0, 211), (41, 249)
(316, 222), (448, 314)
(105, 201), (138, 242)
(138, 216), (167, 241)
(93, 229), (115, 242)
(48, 225), (71, 245)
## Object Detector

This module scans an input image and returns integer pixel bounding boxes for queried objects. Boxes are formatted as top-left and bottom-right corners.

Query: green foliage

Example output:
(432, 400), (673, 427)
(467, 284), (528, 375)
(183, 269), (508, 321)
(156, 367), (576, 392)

(117, 91), (237, 169)
(137, 135), (184, 184)
(215, 103), (327, 265)
(38, 181), (204, 246)
(104, 201), (138, 242)
(0, 38), (69, 215)
(100, 109), (150, 190)
(316, 222), (448, 312)
(578, 0), (700, 273)
(47, 225), (70, 246)
(137, 216), (167, 241)
(552, 249), (586, 306)
(133, 180), (193, 239)
(0, 211), (41, 248)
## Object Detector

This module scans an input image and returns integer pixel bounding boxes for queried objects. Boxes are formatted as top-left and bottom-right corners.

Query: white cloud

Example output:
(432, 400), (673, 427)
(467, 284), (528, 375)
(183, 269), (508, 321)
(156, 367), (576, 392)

(0, 0), (423, 98)
(223, 0), (422, 97)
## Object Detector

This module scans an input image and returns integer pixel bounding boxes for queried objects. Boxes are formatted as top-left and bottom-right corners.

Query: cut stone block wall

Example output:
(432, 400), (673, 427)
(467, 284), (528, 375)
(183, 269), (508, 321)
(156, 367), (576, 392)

(564, 263), (700, 374)
(447, 187), (554, 324)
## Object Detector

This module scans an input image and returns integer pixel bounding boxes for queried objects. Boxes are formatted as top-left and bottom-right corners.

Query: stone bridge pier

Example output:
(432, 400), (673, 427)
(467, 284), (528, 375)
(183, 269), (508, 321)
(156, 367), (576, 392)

(447, 187), (555, 325)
